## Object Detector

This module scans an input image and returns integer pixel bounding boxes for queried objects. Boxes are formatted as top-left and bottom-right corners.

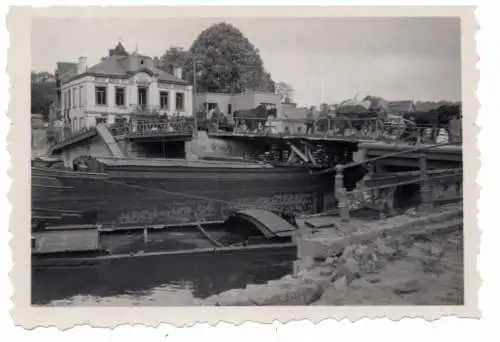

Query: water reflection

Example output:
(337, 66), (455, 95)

(32, 246), (296, 306)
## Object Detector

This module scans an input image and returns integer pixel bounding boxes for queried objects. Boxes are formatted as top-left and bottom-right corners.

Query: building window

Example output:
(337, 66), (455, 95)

(67, 90), (71, 109)
(204, 102), (217, 111)
(227, 104), (232, 115)
(138, 87), (148, 110)
(96, 86), (107, 106)
(115, 87), (125, 106)
(160, 91), (169, 109)
(175, 92), (185, 111)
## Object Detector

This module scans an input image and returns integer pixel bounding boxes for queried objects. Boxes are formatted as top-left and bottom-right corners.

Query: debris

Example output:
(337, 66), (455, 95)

(428, 246), (445, 258)
(373, 238), (396, 257)
(393, 278), (423, 295)
(331, 258), (360, 284)
(333, 276), (348, 290)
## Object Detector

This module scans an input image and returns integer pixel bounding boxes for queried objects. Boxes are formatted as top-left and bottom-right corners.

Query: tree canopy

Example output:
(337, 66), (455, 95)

(31, 71), (56, 120)
(182, 22), (275, 94)
(156, 47), (188, 74)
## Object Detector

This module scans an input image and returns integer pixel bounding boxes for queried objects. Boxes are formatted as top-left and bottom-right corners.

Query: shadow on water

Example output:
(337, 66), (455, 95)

(32, 246), (297, 306)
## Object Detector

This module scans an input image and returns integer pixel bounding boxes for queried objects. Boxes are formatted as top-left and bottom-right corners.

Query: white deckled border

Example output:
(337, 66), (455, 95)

(5, 5), (479, 329)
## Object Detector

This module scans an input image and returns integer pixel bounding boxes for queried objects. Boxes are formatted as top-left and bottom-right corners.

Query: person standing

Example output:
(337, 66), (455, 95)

(306, 109), (315, 134)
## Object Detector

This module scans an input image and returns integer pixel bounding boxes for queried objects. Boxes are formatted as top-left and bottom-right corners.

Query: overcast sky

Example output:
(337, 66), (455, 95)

(31, 17), (461, 106)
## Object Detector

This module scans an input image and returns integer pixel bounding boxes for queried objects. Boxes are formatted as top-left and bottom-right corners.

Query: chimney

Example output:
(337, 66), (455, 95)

(174, 67), (183, 79)
(77, 56), (87, 74)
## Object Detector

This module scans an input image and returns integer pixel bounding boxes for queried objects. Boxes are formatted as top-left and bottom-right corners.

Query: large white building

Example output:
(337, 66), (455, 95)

(56, 42), (193, 133)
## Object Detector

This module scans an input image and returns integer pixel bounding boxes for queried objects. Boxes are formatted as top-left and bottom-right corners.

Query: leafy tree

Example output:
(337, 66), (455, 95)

(361, 95), (388, 113)
(157, 47), (188, 74)
(183, 22), (275, 93)
(31, 71), (56, 120)
(275, 81), (295, 104)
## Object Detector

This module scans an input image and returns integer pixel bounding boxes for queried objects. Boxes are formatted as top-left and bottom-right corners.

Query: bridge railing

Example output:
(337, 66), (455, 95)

(108, 117), (195, 137)
(52, 126), (96, 145)
(332, 141), (463, 221)
(51, 116), (196, 147)
(210, 116), (462, 143)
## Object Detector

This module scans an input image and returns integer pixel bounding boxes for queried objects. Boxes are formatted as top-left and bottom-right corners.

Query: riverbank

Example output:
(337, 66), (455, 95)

(199, 204), (463, 306)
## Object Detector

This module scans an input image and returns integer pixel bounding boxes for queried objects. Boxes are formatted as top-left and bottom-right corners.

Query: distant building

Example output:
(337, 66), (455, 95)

(277, 103), (308, 134)
(195, 91), (311, 133)
(195, 91), (281, 117)
(387, 100), (415, 115)
(55, 42), (193, 133)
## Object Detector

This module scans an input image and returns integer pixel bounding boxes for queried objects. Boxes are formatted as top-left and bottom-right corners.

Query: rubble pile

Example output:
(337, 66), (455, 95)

(200, 217), (463, 306)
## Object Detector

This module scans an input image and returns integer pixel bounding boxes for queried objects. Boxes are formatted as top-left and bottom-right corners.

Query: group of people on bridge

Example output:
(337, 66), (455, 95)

(197, 102), (462, 144)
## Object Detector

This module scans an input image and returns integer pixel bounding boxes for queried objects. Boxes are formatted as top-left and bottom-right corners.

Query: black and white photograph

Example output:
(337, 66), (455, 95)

(25, 9), (469, 311)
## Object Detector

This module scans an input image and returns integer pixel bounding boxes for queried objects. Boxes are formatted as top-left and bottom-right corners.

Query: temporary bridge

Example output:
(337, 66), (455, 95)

(231, 209), (298, 238)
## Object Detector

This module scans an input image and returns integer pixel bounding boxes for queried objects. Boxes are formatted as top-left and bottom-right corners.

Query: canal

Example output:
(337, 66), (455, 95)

(32, 246), (297, 306)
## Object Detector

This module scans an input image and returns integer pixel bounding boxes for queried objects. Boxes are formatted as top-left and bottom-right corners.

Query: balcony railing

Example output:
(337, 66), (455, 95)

(128, 104), (161, 114)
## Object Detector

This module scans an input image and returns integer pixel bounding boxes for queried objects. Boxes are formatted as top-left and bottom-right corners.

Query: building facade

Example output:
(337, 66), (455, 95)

(195, 91), (312, 133)
(195, 91), (281, 117)
(387, 100), (415, 116)
(56, 42), (193, 133)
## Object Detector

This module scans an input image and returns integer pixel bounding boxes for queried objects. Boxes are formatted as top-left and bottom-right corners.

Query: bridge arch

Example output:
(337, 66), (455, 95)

(225, 209), (298, 239)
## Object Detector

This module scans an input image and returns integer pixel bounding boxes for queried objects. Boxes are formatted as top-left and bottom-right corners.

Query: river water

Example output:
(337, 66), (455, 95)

(32, 246), (297, 306)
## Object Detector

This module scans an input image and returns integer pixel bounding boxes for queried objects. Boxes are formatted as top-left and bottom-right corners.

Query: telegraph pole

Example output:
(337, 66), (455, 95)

(192, 57), (197, 137)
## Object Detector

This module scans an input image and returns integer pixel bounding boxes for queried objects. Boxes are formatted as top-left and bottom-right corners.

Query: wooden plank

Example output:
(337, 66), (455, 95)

(304, 217), (336, 229)
(32, 229), (100, 254)
(286, 142), (309, 163)
(97, 220), (226, 232)
(33, 242), (296, 266)
(32, 207), (83, 214)
(196, 224), (224, 247)
(32, 215), (62, 221)
(31, 184), (74, 190)
(40, 224), (98, 231)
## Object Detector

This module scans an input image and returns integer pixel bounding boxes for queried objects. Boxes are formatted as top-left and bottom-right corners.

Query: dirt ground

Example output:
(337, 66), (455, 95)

(313, 227), (464, 305)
